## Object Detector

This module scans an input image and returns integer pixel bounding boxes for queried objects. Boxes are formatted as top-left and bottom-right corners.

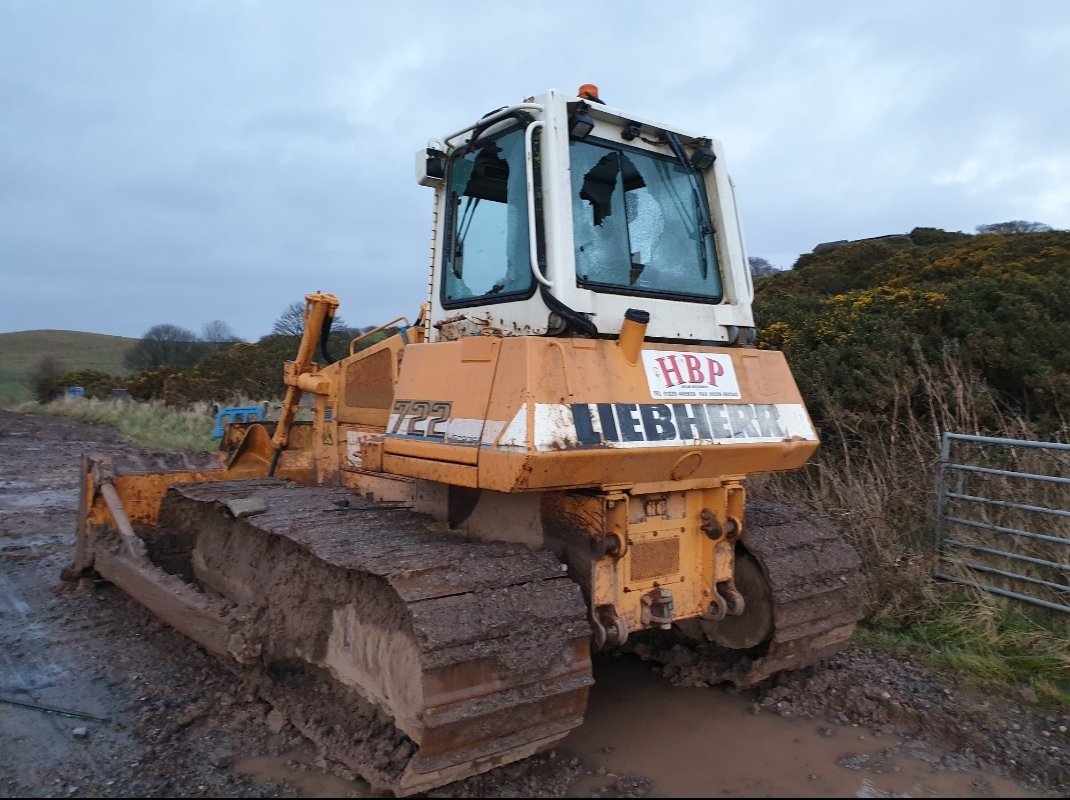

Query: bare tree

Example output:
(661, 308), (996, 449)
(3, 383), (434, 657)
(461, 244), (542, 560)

(124, 324), (205, 371)
(271, 302), (308, 338)
(975, 220), (1053, 235)
(28, 355), (67, 402)
(748, 256), (780, 278)
(201, 320), (242, 345)
(271, 301), (348, 338)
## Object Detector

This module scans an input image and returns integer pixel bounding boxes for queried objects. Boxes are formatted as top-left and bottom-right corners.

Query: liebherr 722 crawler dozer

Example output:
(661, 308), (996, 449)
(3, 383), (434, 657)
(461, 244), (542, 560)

(64, 85), (863, 795)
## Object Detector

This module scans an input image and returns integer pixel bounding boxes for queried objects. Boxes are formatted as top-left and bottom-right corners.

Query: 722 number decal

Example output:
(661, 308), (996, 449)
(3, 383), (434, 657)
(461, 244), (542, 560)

(390, 399), (452, 438)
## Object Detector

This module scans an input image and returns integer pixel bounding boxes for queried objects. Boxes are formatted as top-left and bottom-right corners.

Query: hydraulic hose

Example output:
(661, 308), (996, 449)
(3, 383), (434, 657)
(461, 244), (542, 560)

(319, 313), (337, 365)
(541, 284), (598, 337)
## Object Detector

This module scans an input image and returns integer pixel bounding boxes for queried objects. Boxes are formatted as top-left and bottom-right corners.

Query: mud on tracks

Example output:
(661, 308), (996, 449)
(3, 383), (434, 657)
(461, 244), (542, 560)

(147, 479), (592, 794)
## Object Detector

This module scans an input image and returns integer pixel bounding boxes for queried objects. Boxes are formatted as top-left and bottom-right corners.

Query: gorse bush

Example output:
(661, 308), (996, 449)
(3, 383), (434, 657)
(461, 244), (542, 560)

(755, 227), (1070, 435)
(36, 369), (123, 403)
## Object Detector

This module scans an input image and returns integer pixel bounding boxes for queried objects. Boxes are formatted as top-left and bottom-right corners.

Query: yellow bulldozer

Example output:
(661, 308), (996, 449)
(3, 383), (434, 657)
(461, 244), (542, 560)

(64, 84), (863, 795)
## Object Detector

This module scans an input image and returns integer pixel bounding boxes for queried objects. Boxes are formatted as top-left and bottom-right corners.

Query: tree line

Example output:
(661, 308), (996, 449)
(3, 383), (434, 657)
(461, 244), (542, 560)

(30, 302), (387, 404)
(31, 218), (1060, 408)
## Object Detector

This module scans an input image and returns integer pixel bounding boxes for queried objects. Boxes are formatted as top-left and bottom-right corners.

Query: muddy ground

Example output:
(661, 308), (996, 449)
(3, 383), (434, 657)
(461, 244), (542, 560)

(0, 408), (1067, 798)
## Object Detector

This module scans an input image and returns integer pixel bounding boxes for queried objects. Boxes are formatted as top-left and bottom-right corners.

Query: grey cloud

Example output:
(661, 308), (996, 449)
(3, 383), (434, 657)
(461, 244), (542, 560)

(1, 1), (1068, 339)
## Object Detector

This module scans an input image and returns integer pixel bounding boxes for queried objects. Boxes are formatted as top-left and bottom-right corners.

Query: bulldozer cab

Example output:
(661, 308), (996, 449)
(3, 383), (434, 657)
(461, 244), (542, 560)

(419, 86), (756, 345)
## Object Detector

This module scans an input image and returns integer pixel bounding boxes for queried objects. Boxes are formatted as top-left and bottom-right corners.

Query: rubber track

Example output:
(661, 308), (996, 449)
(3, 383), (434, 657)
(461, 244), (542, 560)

(157, 479), (593, 795)
(731, 501), (865, 686)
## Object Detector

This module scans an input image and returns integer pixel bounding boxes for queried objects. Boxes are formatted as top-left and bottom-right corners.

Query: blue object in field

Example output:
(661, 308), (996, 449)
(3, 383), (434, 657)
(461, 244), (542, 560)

(66, 386), (85, 398)
(213, 405), (265, 438)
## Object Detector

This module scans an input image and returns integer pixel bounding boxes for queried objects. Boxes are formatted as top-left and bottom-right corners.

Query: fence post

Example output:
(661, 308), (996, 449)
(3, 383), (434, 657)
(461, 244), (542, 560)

(933, 431), (951, 573)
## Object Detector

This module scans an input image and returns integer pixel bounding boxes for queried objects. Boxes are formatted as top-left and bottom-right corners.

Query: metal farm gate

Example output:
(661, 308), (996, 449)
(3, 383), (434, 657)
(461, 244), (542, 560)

(934, 433), (1070, 613)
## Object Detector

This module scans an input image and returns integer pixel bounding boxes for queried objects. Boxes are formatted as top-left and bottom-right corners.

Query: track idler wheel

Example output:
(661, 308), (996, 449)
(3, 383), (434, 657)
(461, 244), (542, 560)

(701, 549), (774, 650)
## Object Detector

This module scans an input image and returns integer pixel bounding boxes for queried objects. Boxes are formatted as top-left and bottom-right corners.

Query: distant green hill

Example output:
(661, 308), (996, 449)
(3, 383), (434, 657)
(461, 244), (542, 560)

(0, 330), (136, 405)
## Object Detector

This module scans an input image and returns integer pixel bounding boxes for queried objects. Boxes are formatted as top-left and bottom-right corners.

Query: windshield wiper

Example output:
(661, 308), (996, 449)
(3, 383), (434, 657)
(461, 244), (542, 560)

(662, 130), (715, 277)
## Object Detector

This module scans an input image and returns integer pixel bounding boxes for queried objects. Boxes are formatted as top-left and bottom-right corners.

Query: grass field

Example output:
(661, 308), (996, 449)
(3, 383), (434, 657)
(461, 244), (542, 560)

(0, 329), (136, 405)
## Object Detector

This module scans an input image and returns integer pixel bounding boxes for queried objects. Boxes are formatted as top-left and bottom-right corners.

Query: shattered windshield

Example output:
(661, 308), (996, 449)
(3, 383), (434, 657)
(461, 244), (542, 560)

(570, 138), (722, 301)
(442, 124), (535, 307)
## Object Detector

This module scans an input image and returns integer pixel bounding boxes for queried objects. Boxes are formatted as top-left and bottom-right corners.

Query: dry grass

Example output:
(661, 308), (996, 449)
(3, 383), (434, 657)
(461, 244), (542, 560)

(17, 397), (219, 452)
(755, 348), (1069, 702)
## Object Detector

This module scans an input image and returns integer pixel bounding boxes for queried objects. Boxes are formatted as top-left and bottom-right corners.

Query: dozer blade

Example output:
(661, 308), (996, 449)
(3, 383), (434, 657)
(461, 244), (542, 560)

(67, 473), (592, 795)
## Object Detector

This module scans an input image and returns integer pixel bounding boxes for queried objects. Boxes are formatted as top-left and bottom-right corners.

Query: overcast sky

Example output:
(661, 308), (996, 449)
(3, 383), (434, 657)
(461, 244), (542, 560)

(2, 1), (1068, 341)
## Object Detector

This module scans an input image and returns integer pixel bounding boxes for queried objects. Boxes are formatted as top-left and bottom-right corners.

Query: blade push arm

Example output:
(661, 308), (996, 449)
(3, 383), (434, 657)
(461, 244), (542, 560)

(270, 292), (340, 473)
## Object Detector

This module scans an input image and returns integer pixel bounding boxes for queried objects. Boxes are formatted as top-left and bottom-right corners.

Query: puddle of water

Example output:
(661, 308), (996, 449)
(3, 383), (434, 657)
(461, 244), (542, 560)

(0, 538), (52, 556)
(562, 654), (1043, 798)
(233, 745), (363, 798)
(0, 572), (32, 615)
(0, 488), (78, 509)
(0, 576), (73, 692)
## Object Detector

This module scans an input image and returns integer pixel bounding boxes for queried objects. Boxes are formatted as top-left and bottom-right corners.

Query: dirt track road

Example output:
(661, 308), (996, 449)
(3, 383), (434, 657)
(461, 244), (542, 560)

(1, 408), (1067, 798)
